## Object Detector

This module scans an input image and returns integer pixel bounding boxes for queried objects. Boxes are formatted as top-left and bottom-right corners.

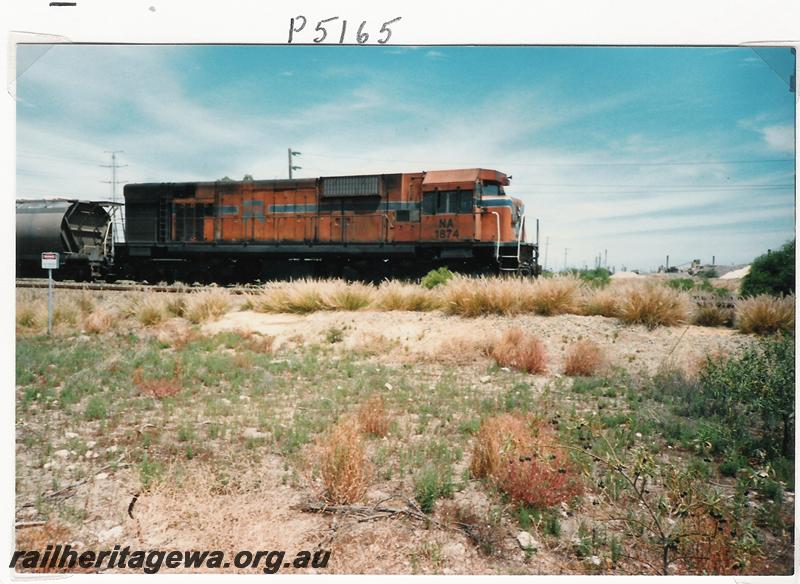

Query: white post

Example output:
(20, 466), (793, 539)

(47, 268), (53, 335)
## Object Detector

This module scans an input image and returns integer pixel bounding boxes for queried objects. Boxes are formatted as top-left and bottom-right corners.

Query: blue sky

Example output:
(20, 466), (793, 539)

(15, 45), (796, 271)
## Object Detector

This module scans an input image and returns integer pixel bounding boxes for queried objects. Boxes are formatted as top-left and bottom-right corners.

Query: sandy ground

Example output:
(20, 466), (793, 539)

(203, 310), (755, 376)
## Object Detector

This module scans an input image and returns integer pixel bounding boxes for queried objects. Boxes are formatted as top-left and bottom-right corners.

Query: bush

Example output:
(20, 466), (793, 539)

(666, 278), (696, 292)
(692, 299), (734, 328)
(414, 464), (454, 513)
(735, 294), (794, 335)
(491, 329), (548, 374)
(575, 267), (611, 288)
(470, 413), (582, 508)
(617, 283), (690, 328)
(356, 394), (390, 437)
(421, 267), (454, 289)
(83, 309), (117, 334)
(564, 340), (605, 376)
(319, 420), (370, 504)
(740, 240), (794, 297)
(700, 334), (794, 457)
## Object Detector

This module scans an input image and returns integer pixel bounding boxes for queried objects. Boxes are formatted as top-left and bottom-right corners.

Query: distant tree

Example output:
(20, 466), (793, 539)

(242, 174), (254, 181)
(218, 176), (234, 182)
(740, 239), (795, 297)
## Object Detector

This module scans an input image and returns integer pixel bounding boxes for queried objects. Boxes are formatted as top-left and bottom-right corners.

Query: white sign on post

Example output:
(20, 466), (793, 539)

(41, 252), (60, 270)
(41, 252), (60, 335)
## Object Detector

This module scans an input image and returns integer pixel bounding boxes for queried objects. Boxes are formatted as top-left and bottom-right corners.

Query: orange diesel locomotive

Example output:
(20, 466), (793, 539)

(120, 168), (539, 282)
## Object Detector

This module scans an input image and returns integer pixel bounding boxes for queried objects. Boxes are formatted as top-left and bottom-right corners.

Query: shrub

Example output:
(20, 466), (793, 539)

(357, 394), (390, 437)
(666, 278), (696, 292)
(491, 329), (548, 374)
(85, 395), (108, 420)
(421, 267), (454, 289)
(580, 287), (620, 317)
(83, 309), (117, 334)
(470, 413), (536, 480)
(617, 283), (690, 328)
(471, 413), (582, 508)
(319, 420), (370, 504)
(692, 299), (734, 328)
(185, 289), (231, 323)
(735, 294), (794, 335)
(133, 365), (183, 398)
(575, 267), (611, 288)
(740, 240), (794, 297)
(700, 334), (794, 457)
(564, 340), (605, 377)
(374, 281), (440, 311)
(414, 464), (454, 513)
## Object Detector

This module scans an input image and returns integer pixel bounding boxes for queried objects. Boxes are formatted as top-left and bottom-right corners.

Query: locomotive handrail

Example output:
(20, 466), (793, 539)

(490, 211), (500, 261)
(517, 214), (526, 263)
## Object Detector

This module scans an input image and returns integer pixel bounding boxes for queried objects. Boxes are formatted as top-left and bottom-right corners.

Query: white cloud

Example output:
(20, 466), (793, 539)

(761, 124), (795, 154)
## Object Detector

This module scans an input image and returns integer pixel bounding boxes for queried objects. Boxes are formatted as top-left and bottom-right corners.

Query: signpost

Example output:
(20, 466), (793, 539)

(41, 252), (60, 335)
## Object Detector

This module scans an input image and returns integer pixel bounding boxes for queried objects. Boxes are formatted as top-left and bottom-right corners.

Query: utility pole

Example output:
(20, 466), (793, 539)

(604, 249), (607, 267)
(563, 248), (568, 272)
(101, 150), (127, 243)
(665, 254), (670, 271)
(288, 148), (302, 179)
(543, 236), (549, 272)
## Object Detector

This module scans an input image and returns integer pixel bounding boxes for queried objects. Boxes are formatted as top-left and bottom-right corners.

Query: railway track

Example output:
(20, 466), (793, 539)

(15, 278), (260, 295)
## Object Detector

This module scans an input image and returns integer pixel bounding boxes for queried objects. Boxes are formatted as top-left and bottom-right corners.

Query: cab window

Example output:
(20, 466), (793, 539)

(423, 190), (474, 214)
(481, 183), (503, 196)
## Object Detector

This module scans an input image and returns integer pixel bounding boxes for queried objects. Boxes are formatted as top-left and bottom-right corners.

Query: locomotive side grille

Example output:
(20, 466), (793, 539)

(321, 175), (382, 198)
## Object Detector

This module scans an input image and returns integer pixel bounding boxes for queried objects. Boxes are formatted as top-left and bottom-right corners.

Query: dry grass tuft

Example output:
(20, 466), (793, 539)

(526, 275), (582, 315)
(325, 281), (375, 311)
(52, 299), (81, 327)
(470, 413), (582, 508)
(374, 281), (441, 311)
(442, 276), (524, 317)
(83, 308), (117, 334)
(74, 291), (95, 315)
(319, 418), (370, 504)
(165, 294), (188, 318)
(564, 339), (605, 376)
(185, 289), (231, 323)
(735, 294), (795, 335)
(13, 522), (91, 573)
(133, 363), (183, 398)
(617, 282), (690, 328)
(692, 298), (734, 328)
(580, 286), (621, 317)
(491, 328), (548, 374)
(357, 394), (391, 437)
(134, 294), (165, 326)
(16, 301), (44, 330)
(470, 413), (536, 479)
(254, 280), (326, 314)
(155, 320), (197, 349)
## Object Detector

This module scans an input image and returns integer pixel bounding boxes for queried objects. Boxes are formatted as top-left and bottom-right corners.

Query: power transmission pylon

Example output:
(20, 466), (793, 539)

(101, 150), (127, 243)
